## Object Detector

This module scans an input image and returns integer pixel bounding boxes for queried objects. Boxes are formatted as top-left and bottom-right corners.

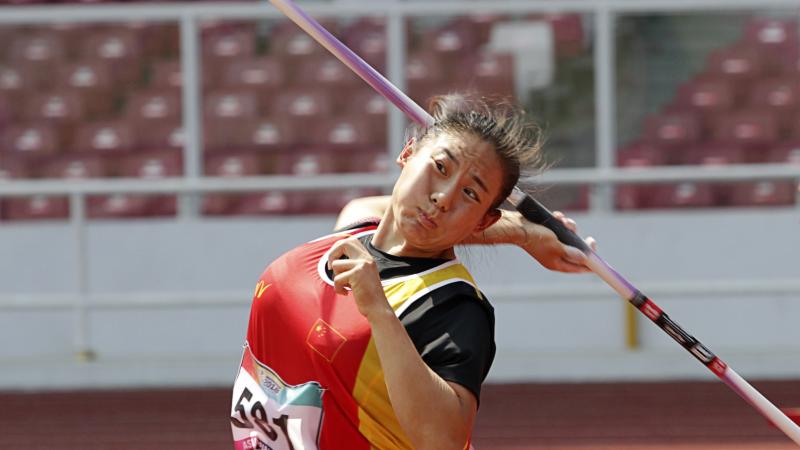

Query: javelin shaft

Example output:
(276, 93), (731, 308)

(268, 0), (800, 445)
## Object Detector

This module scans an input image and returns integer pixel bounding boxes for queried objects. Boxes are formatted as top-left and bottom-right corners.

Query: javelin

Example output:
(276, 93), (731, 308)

(268, 0), (800, 444)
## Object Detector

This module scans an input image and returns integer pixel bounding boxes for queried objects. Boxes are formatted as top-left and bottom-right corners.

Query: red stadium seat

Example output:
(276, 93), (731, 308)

(531, 13), (585, 58)
(202, 152), (264, 215)
(204, 89), (260, 120)
(235, 117), (295, 153)
(343, 28), (387, 72)
(0, 65), (39, 105)
(705, 45), (766, 92)
(418, 21), (480, 61)
(233, 191), (307, 215)
(125, 89), (182, 122)
(271, 89), (334, 142)
(88, 151), (182, 218)
(769, 142), (800, 164)
(617, 141), (668, 167)
(2, 123), (60, 157)
(451, 14), (507, 48)
(347, 89), (389, 144)
(748, 77), (800, 134)
(41, 155), (108, 179)
(4, 195), (69, 221)
(711, 111), (778, 161)
(149, 59), (186, 92)
(56, 61), (116, 117)
(742, 18), (799, 72)
(202, 31), (257, 85)
(339, 150), (392, 174)
(315, 115), (378, 149)
(649, 182), (717, 209)
(406, 51), (449, 106)
(122, 21), (180, 59)
(273, 150), (336, 176)
(683, 143), (745, 166)
(672, 76), (735, 115)
(643, 112), (702, 150)
(80, 29), (144, 87)
(728, 181), (796, 207)
(269, 19), (338, 63)
(294, 56), (362, 108)
(72, 121), (135, 155)
(9, 32), (66, 73)
(133, 120), (184, 153)
(24, 91), (85, 123)
(615, 143), (665, 210)
(221, 57), (286, 109)
(454, 52), (515, 100)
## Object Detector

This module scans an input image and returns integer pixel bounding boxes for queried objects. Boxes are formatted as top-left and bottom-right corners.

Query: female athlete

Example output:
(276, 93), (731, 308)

(231, 94), (595, 450)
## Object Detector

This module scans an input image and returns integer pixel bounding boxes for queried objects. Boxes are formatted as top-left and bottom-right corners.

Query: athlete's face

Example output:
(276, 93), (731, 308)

(389, 131), (504, 256)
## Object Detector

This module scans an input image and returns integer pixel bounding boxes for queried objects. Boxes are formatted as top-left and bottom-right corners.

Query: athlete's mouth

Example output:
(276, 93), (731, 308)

(418, 209), (438, 229)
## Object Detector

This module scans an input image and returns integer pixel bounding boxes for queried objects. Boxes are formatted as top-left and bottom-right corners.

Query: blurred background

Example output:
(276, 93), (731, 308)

(0, 0), (799, 449)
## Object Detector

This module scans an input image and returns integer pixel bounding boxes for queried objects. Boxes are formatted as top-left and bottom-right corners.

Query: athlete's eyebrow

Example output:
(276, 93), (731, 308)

(442, 147), (489, 195)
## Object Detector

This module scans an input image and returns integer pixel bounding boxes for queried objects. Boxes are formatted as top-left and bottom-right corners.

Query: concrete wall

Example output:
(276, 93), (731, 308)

(1, 209), (798, 390)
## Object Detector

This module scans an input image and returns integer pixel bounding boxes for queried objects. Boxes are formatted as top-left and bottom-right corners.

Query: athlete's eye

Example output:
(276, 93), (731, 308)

(434, 160), (446, 174)
(464, 187), (479, 202)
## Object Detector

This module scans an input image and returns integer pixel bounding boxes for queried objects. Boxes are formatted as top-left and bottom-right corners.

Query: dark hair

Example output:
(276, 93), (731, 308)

(407, 93), (545, 210)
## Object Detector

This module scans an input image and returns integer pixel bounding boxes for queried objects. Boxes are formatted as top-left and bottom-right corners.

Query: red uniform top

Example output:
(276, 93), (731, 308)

(231, 223), (495, 450)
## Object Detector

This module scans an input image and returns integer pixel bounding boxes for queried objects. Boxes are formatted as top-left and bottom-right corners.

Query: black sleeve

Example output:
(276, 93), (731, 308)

(400, 292), (496, 404)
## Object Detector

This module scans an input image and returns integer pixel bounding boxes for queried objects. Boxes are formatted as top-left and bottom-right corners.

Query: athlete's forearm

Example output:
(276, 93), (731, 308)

(367, 308), (473, 450)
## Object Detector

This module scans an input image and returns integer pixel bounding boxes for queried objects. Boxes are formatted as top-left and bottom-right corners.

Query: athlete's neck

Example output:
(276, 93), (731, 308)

(371, 207), (455, 259)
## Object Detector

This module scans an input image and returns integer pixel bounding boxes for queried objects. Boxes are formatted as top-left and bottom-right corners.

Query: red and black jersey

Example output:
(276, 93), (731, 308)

(231, 222), (495, 450)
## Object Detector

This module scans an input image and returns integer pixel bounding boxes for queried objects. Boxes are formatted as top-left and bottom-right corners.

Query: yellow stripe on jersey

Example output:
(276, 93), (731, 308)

(352, 260), (482, 449)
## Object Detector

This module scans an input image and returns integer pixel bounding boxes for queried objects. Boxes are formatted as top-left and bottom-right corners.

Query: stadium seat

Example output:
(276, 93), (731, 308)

(24, 91), (85, 125)
(705, 45), (766, 92)
(748, 77), (800, 134)
(530, 13), (585, 58)
(125, 89), (182, 122)
(348, 89), (389, 144)
(273, 150), (336, 176)
(769, 142), (800, 164)
(88, 151), (182, 218)
(9, 32), (66, 73)
(649, 182), (717, 209)
(343, 27), (387, 72)
(204, 89), (261, 120)
(643, 112), (702, 151)
(2, 123), (60, 157)
(80, 29), (144, 87)
(315, 115), (378, 149)
(270, 89), (334, 142)
(41, 155), (108, 179)
(232, 191), (307, 215)
(122, 21), (180, 60)
(269, 19), (337, 64)
(0, 65), (39, 105)
(4, 195), (69, 221)
(451, 14), (507, 48)
(728, 180), (796, 207)
(683, 143), (745, 166)
(202, 30), (257, 86)
(133, 120), (184, 153)
(453, 51), (515, 100)
(72, 120), (135, 156)
(742, 18), (799, 72)
(617, 141), (668, 167)
(149, 59), (187, 92)
(406, 51), (449, 106)
(202, 152), (264, 215)
(235, 117), (295, 153)
(418, 20), (480, 62)
(672, 76), (735, 116)
(711, 111), (778, 162)
(338, 150), (392, 174)
(55, 61), (116, 117)
(294, 56), (362, 108)
(220, 57), (285, 109)
(615, 142), (664, 210)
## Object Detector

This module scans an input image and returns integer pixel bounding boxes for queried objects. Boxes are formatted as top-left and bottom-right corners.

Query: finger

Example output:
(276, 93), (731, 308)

(562, 217), (577, 233)
(330, 258), (356, 275)
(585, 236), (597, 252)
(333, 268), (356, 295)
(563, 245), (588, 265)
(552, 210), (564, 219)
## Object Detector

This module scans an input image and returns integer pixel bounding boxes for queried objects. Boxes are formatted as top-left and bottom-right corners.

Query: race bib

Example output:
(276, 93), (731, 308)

(231, 345), (324, 450)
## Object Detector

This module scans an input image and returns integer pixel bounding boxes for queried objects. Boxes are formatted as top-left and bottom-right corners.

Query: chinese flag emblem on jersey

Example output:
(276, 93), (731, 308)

(306, 318), (347, 362)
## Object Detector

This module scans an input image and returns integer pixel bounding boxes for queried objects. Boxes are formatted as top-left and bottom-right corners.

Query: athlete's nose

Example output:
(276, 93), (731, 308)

(430, 188), (454, 212)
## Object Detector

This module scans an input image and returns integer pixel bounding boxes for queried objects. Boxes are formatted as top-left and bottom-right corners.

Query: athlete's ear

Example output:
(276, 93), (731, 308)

(396, 138), (415, 168)
(473, 208), (502, 234)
